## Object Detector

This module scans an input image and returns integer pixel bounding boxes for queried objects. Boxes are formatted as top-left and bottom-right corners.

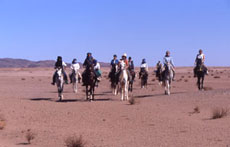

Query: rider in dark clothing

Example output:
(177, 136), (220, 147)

(51, 56), (68, 85)
(82, 53), (95, 86)
(128, 57), (135, 81)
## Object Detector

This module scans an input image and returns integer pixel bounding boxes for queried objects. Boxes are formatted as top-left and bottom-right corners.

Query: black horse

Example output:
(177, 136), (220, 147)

(195, 64), (206, 90)
(139, 68), (148, 89)
(109, 65), (119, 95)
(128, 70), (136, 92)
(83, 65), (96, 101)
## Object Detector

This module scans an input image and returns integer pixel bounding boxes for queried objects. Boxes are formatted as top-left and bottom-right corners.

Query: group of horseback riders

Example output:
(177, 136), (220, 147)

(51, 49), (208, 86)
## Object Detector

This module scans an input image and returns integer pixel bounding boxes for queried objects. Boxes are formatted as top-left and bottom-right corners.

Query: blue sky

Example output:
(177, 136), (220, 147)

(0, 0), (229, 66)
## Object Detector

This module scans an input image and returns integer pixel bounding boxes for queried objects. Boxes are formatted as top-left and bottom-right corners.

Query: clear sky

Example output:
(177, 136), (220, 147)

(0, 0), (229, 66)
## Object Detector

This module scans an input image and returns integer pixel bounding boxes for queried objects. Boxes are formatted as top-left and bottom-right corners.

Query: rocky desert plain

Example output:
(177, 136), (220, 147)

(0, 67), (230, 147)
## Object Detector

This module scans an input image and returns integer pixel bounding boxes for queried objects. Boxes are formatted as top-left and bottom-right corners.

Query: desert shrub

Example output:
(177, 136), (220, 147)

(184, 79), (188, 82)
(212, 108), (228, 119)
(26, 129), (35, 144)
(203, 87), (213, 91)
(65, 135), (86, 147)
(193, 106), (200, 113)
(214, 76), (221, 79)
(0, 115), (5, 130)
(152, 79), (156, 82)
(128, 97), (136, 105)
(21, 78), (26, 81)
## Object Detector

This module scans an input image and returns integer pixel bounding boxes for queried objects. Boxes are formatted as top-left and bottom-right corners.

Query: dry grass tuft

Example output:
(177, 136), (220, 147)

(65, 135), (86, 147)
(214, 76), (221, 79)
(203, 87), (213, 91)
(26, 129), (35, 144)
(152, 79), (156, 82)
(212, 108), (228, 119)
(193, 106), (200, 113)
(128, 97), (136, 105)
(21, 78), (26, 81)
(184, 79), (188, 82)
(0, 115), (6, 130)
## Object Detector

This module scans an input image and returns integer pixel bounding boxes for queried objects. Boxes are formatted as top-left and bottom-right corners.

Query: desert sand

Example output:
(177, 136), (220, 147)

(0, 67), (230, 147)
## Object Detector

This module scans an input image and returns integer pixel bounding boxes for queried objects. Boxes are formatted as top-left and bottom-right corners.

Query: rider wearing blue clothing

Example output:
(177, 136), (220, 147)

(163, 51), (175, 80)
(110, 54), (119, 67)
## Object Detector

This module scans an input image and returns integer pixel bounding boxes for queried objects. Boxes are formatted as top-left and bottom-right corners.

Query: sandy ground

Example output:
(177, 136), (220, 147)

(0, 67), (230, 147)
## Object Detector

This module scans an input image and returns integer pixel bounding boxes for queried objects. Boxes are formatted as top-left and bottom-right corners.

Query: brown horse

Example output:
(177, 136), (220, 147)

(83, 65), (96, 101)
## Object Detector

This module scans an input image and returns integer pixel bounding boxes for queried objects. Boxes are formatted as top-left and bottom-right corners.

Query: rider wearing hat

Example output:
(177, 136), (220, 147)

(119, 53), (132, 82)
(163, 51), (175, 80)
(51, 56), (68, 85)
(109, 54), (119, 79)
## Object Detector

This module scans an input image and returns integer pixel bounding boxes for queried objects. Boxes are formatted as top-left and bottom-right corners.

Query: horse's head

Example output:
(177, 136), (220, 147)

(120, 61), (126, 70)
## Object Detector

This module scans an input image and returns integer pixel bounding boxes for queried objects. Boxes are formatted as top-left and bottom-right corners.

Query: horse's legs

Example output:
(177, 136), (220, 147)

(125, 82), (129, 100)
(86, 85), (89, 100)
(201, 76), (204, 90)
(197, 76), (201, 90)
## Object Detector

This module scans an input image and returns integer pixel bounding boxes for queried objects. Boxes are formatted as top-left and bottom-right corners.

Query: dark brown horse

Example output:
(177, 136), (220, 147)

(109, 65), (119, 95)
(128, 70), (136, 92)
(195, 64), (206, 90)
(84, 65), (96, 101)
(139, 69), (148, 89)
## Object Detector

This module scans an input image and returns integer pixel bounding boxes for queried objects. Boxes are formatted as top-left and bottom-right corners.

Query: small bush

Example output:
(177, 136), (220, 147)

(0, 115), (5, 130)
(203, 87), (213, 91)
(21, 78), (26, 81)
(193, 106), (200, 113)
(152, 79), (156, 82)
(128, 97), (136, 105)
(65, 135), (86, 147)
(214, 76), (221, 79)
(212, 108), (228, 119)
(184, 79), (188, 82)
(26, 129), (35, 144)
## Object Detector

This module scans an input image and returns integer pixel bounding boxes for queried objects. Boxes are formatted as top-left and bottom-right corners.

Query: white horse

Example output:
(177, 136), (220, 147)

(71, 69), (81, 93)
(119, 61), (129, 101)
(162, 63), (173, 95)
(55, 68), (64, 101)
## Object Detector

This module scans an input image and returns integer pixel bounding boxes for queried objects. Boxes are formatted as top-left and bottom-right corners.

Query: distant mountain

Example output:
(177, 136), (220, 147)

(0, 58), (110, 68)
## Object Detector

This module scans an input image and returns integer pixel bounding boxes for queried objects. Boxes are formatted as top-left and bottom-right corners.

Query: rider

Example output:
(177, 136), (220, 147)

(69, 58), (81, 83)
(128, 57), (135, 80)
(119, 53), (132, 81)
(51, 56), (68, 85)
(156, 61), (163, 81)
(194, 49), (208, 77)
(109, 54), (119, 79)
(139, 59), (148, 79)
(82, 52), (94, 86)
(93, 59), (101, 86)
(163, 51), (175, 81)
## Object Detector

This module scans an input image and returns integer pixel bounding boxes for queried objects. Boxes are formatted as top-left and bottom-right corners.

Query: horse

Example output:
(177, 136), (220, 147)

(110, 65), (119, 95)
(162, 63), (173, 95)
(139, 68), (148, 89)
(70, 69), (79, 93)
(128, 70), (135, 92)
(84, 65), (96, 101)
(55, 67), (64, 101)
(196, 64), (206, 90)
(119, 61), (129, 101)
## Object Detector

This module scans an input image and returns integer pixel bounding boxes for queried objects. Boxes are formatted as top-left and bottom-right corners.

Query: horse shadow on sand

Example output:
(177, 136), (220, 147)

(133, 91), (186, 99)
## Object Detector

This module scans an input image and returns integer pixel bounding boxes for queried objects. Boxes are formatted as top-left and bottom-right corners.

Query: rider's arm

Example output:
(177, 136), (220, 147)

(62, 61), (67, 67)
(170, 58), (175, 68)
